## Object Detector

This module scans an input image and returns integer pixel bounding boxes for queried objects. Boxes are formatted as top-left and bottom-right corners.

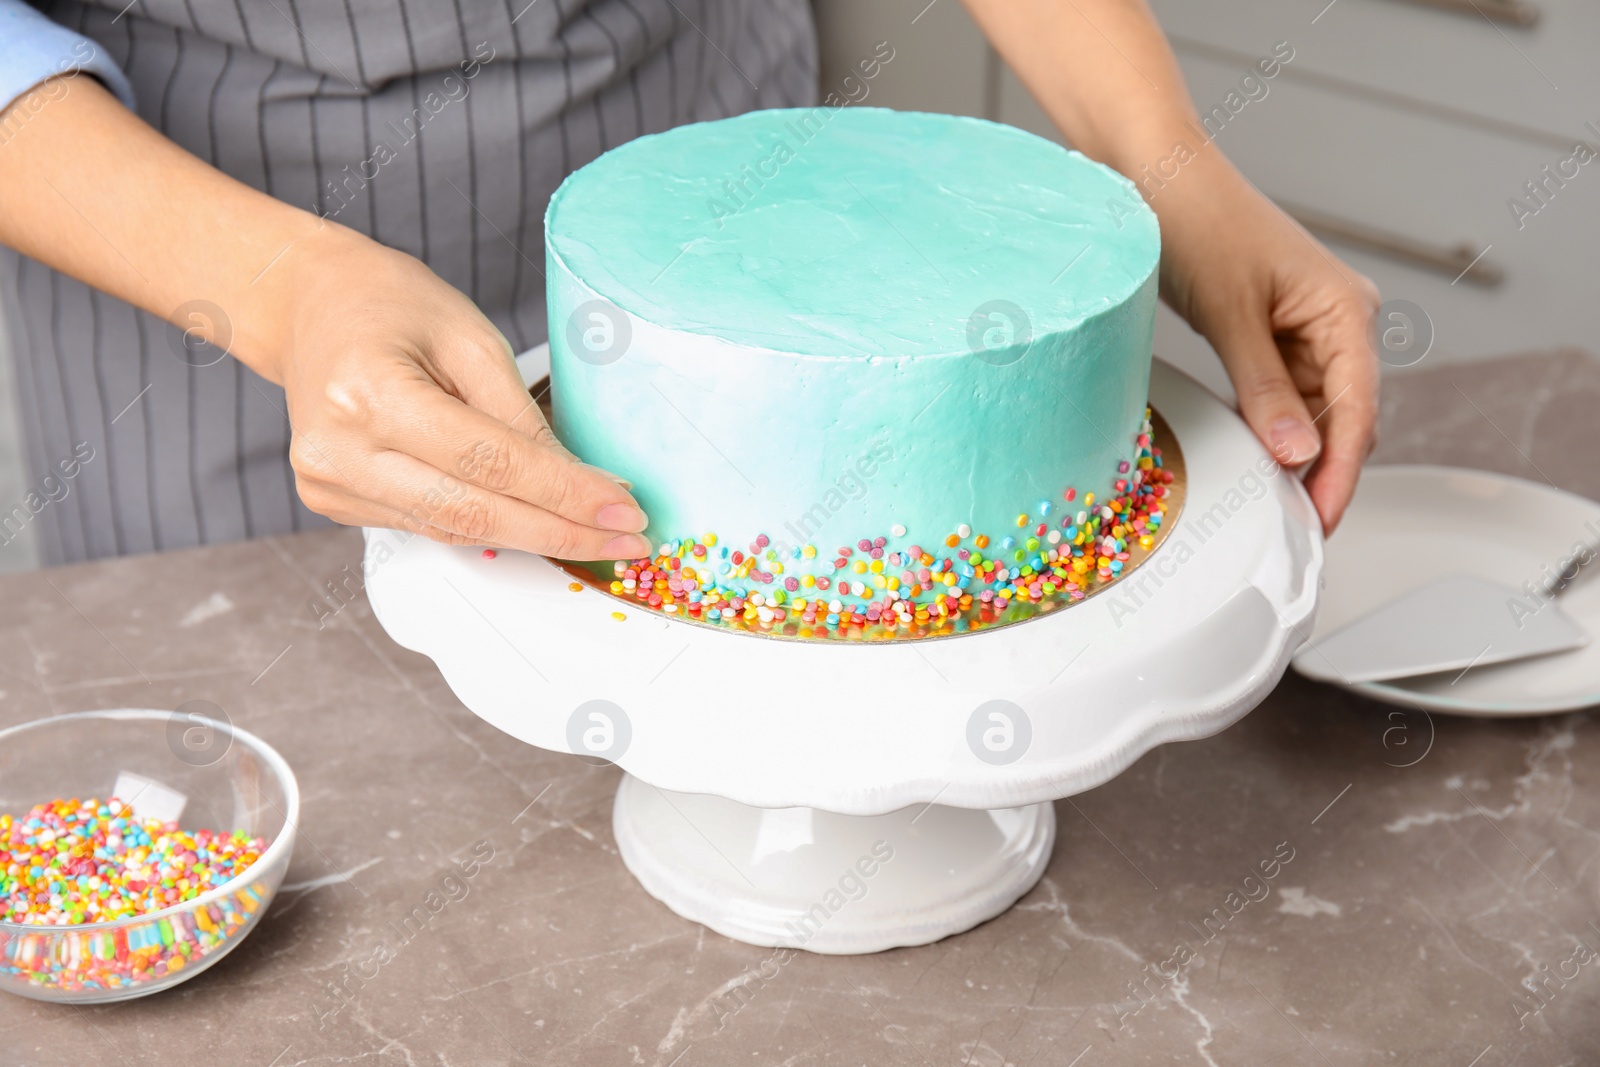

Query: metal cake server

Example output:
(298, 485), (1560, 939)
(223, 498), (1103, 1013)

(1295, 558), (1594, 685)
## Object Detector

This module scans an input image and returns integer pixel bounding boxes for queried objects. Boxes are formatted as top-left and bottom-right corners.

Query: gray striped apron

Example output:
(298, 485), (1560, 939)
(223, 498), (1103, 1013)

(2, 0), (817, 564)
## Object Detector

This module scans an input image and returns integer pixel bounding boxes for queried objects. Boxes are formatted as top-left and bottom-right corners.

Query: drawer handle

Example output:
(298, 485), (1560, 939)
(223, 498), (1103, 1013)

(1280, 201), (1505, 287)
(1384, 0), (1539, 27)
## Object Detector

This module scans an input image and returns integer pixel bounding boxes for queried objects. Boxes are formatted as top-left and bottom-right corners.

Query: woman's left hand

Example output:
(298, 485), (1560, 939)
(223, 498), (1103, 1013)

(962, 0), (1380, 533)
(1153, 157), (1381, 534)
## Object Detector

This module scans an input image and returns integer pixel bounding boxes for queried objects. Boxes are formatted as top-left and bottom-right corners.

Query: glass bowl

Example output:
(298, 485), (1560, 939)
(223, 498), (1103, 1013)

(0, 709), (298, 1003)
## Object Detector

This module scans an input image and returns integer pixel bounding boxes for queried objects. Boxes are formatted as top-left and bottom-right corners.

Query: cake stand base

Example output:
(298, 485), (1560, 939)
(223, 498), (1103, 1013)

(612, 774), (1055, 955)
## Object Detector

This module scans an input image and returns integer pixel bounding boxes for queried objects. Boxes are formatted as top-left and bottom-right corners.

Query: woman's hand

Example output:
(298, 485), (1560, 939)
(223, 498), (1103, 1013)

(0, 76), (648, 559)
(263, 228), (651, 558)
(1155, 160), (1380, 532)
(963, 0), (1380, 533)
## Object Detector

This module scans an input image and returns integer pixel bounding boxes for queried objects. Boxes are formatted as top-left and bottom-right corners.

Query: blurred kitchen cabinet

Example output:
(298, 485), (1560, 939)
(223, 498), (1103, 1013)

(1170, 44), (1598, 365)
(1146, 0), (1598, 363)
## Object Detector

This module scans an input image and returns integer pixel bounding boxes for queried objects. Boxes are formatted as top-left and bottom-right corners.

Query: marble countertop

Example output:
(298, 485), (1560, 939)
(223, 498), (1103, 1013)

(2, 350), (1598, 1066)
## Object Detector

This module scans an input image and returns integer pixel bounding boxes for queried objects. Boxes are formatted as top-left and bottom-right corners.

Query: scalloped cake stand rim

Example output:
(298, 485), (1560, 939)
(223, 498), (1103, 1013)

(363, 358), (1322, 817)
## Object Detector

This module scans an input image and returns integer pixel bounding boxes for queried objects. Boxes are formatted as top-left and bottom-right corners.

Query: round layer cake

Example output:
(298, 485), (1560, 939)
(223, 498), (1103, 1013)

(546, 107), (1163, 633)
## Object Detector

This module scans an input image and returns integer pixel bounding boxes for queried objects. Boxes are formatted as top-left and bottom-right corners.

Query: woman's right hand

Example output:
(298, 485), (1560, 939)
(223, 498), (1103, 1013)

(0, 76), (648, 559)
(260, 227), (652, 559)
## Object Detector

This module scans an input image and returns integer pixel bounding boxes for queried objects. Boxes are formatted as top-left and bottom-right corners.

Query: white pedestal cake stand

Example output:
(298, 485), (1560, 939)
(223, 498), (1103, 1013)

(363, 359), (1322, 954)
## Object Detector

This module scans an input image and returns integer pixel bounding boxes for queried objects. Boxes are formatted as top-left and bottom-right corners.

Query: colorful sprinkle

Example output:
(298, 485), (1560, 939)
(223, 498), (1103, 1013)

(1, 797), (266, 927)
(565, 413), (1173, 642)
(0, 797), (270, 994)
(481, 549), (497, 560)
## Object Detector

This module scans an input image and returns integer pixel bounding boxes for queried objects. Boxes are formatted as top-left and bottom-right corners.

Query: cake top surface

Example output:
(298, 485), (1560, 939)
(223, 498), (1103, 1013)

(545, 108), (1159, 359)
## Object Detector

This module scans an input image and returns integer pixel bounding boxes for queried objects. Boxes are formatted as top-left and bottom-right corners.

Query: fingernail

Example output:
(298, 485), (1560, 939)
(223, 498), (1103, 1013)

(597, 502), (648, 532)
(1269, 417), (1321, 466)
(602, 533), (651, 559)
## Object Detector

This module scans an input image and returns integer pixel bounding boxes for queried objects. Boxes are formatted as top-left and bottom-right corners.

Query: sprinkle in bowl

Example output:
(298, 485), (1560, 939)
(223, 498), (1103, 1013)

(0, 709), (298, 1003)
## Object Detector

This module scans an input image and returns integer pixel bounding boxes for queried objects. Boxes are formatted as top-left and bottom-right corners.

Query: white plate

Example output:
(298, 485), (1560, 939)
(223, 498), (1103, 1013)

(1294, 465), (1600, 716)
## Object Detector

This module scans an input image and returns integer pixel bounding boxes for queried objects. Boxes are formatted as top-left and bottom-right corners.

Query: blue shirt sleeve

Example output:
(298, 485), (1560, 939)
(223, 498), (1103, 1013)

(0, 0), (135, 116)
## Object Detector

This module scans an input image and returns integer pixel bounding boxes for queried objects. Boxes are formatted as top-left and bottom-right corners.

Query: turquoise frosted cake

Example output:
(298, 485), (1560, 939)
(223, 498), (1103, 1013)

(546, 107), (1169, 638)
